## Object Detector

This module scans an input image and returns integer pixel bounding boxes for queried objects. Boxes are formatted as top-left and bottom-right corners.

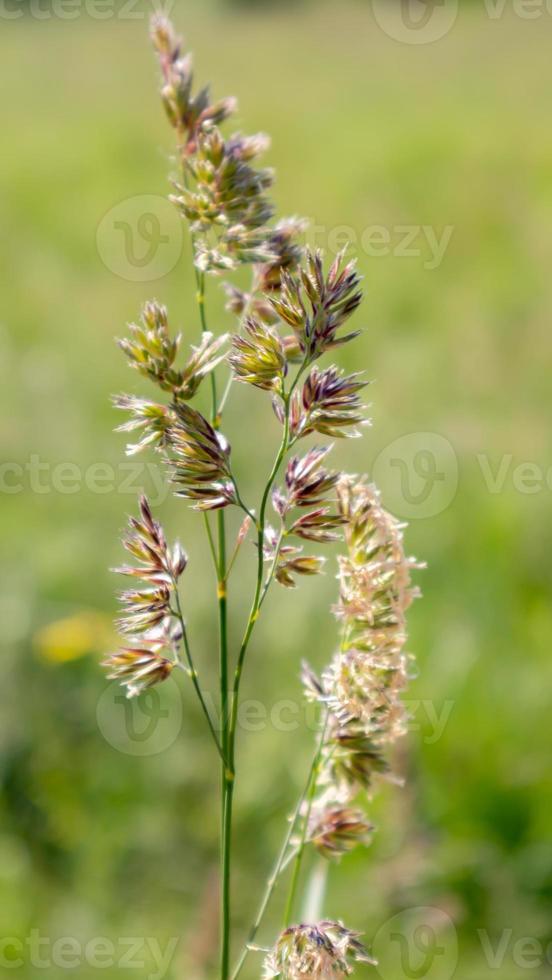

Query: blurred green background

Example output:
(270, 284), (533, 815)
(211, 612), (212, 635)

(1, 0), (552, 977)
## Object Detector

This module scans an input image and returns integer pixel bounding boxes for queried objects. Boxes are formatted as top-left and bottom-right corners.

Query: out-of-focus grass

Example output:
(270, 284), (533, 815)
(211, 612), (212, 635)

(1, 2), (552, 977)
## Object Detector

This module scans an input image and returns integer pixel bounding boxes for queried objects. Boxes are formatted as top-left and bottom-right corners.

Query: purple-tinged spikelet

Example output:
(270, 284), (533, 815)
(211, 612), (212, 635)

(104, 496), (187, 698)
(230, 317), (287, 392)
(166, 403), (237, 510)
(270, 248), (362, 362)
(262, 921), (375, 979)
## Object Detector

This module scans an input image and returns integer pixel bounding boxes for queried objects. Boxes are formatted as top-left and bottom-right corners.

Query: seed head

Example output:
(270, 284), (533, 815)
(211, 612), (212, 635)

(118, 301), (228, 399)
(307, 478), (423, 797)
(288, 508), (347, 544)
(274, 366), (369, 441)
(270, 248), (362, 362)
(105, 496), (187, 697)
(103, 645), (174, 700)
(113, 395), (172, 455)
(263, 526), (325, 589)
(277, 446), (339, 513)
(230, 317), (287, 392)
(262, 921), (375, 979)
(254, 216), (307, 295)
(166, 403), (237, 510)
(171, 126), (275, 273)
(150, 15), (236, 149)
(306, 804), (374, 860)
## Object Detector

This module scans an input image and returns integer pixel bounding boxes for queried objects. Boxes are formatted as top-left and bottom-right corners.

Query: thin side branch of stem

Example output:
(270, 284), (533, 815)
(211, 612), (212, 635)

(231, 713), (329, 980)
(171, 585), (225, 762)
(283, 710), (330, 926)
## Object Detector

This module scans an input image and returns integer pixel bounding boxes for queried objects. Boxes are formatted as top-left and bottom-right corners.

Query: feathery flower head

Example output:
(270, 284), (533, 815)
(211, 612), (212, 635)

(103, 645), (174, 700)
(166, 403), (237, 510)
(305, 804), (374, 860)
(275, 446), (338, 514)
(105, 496), (186, 697)
(118, 301), (228, 400)
(118, 301), (179, 392)
(112, 494), (186, 597)
(274, 366), (369, 441)
(150, 15), (236, 150)
(230, 317), (287, 392)
(113, 394), (172, 455)
(288, 508), (347, 544)
(262, 921), (375, 979)
(176, 330), (229, 399)
(305, 478), (423, 797)
(151, 15), (274, 273)
(171, 125), (275, 273)
(254, 216), (307, 295)
(263, 526), (325, 589)
(270, 248), (362, 362)
(334, 477), (421, 654)
(322, 721), (393, 797)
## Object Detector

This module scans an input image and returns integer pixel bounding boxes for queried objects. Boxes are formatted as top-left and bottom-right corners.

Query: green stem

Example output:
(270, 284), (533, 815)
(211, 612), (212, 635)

(283, 711), (329, 927)
(203, 513), (218, 573)
(188, 244), (231, 980)
(218, 511), (233, 980)
(171, 586), (224, 762)
(230, 736), (324, 980)
(228, 406), (291, 751)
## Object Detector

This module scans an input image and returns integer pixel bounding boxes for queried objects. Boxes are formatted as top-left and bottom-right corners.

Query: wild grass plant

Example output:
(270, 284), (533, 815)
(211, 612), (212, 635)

(104, 16), (423, 979)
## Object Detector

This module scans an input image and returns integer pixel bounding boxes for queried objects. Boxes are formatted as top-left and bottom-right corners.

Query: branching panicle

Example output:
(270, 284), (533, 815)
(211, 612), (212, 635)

(167, 402), (237, 510)
(150, 15), (236, 150)
(104, 18), (425, 980)
(262, 922), (375, 980)
(305, 804), (374, 861)
(118, 300), (227, 398)
(171, 126), (275, 273)
(104, 496), (187, 698)
(113, 395), (172, 455)
(230, 317), (287, 392)
(270, 248), (363, 362)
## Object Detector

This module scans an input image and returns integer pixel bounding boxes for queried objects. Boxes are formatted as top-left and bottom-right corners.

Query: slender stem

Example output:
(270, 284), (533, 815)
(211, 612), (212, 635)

(203, 513), (218, 573)
(197, 277), (232, 980)
(227, 406), (291, 754)
(171, 586), (224, 762)
(259, 524), (286, 610)
(227, 360), (307, 758)
(231, 732), (324, 980)
(218, 510), (233, 980)
(283, 711), (329, 926)
(186, 225), (231, 980)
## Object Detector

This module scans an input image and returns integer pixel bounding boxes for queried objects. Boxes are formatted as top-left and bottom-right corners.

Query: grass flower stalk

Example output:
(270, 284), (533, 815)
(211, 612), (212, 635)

(103, 16), (424, 980)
